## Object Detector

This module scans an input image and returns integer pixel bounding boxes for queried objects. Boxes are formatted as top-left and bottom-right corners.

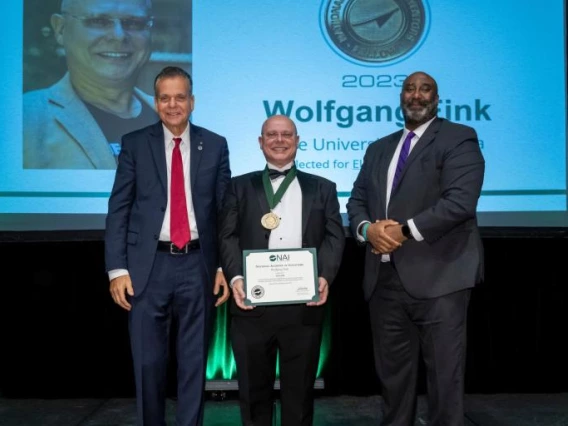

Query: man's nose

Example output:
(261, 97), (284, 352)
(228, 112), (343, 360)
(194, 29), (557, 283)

(110, 19), (127, 39)
(410, 89), (421, 98)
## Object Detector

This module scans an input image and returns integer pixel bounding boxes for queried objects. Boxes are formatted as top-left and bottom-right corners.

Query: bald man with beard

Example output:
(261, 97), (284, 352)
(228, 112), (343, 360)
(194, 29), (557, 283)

(347, 72), (485, 426)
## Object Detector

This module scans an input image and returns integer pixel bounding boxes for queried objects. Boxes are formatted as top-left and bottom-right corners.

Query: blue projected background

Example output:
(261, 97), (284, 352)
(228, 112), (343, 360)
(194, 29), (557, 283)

(0, 0), (567, 234)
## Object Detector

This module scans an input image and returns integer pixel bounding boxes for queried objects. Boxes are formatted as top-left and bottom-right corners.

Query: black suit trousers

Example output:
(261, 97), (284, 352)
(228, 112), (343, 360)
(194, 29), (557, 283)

(231, 305), (323, 426)
(368, 262), (470, 426)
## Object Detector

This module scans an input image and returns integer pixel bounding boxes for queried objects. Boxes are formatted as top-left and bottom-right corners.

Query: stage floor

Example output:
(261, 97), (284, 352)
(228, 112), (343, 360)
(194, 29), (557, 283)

(1, 393), (567, 425)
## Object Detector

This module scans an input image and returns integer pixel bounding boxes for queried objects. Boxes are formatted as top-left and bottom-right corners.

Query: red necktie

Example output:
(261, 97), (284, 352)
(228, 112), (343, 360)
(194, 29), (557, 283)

(170, 137), (190, 249)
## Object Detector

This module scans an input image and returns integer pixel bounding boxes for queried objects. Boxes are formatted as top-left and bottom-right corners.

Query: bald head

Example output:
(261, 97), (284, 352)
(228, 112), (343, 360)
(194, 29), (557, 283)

(261, 114), (297, 136)
(402, 71), (438, 96)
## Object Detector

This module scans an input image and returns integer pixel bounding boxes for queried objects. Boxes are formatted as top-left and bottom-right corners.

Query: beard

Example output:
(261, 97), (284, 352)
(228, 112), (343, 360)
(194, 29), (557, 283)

(402, 99), (438, 125)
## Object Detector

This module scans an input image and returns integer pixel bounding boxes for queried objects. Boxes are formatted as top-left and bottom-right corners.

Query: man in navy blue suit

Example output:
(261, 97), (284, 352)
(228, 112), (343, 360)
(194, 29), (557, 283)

(347, 72), (485, 426)
(105, 66), (231, 426)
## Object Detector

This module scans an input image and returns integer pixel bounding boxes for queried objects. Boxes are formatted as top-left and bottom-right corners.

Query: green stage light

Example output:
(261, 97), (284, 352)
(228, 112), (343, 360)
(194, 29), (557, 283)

(206, 304), (331, 381)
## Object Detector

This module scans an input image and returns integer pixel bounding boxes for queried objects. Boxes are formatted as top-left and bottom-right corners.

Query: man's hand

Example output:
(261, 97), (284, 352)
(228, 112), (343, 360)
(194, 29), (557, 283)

(109, 275), (134, 311)
(367, 219), (402, 254)
(231, 279), (254, 311)
(384, 223), (406, 244)
(307, 277), (329, 307)
(213, 269), (230, 307)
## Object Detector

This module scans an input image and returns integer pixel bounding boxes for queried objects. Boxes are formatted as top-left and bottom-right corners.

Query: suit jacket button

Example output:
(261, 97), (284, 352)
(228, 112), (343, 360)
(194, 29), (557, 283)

(161, 207), (166, 212)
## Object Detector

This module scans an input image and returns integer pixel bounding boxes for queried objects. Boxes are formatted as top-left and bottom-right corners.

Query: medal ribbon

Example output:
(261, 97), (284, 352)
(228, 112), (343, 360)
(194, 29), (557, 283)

(262, 165), (298, 209)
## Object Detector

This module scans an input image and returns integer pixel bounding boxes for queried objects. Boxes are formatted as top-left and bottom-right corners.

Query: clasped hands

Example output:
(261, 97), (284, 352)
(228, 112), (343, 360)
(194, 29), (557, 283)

(366, 219), (404, 255)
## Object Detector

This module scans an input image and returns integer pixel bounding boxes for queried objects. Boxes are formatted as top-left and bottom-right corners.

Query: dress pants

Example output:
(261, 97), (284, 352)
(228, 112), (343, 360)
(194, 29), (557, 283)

(368, 262), (470, 426)
(231, 304), (323, 426)
(129, 250), (211, 426)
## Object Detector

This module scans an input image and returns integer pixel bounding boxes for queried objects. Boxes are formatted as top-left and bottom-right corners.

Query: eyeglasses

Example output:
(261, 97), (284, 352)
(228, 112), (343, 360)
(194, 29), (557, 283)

(263, 131), (296, 140)
(63, 13), (154, 32)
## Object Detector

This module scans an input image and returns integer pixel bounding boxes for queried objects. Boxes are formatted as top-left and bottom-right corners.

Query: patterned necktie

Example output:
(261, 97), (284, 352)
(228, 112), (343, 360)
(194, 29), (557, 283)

(170, 137), (190, 249)
(391, 131), (415, 191)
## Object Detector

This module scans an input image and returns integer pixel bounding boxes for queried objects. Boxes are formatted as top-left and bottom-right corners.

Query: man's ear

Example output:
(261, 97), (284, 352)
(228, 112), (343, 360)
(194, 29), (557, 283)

(51, 14), (65, 45)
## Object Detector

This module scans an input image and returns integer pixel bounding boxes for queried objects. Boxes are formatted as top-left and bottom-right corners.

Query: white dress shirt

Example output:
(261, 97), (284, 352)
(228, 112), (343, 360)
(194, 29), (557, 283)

(357, 117), (436, 259)
(229, 160), (302, 287)
(159, 124), (198, 242)
(268, 161), (303, 249)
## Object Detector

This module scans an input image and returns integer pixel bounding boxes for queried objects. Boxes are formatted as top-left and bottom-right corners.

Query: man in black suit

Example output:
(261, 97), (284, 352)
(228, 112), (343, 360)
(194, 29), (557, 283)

(219, 115), (345, 426)
(347, 72), (485, 426)
(105, 66), (231, 426)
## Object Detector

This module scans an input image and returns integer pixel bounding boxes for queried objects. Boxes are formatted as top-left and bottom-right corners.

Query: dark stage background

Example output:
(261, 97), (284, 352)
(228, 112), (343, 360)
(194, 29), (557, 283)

(0, 231), (567, 398)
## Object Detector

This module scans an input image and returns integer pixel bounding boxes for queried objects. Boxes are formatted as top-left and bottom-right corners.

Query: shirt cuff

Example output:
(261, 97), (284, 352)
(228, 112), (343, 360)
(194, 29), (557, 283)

(108, 268), (129, 281)
(229, 275), (244, 288)
(407, 219), (424, 241)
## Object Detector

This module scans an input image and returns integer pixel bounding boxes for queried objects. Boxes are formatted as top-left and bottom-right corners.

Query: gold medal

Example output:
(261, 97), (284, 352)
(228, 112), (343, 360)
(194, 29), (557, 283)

(261, 212), (280, 230)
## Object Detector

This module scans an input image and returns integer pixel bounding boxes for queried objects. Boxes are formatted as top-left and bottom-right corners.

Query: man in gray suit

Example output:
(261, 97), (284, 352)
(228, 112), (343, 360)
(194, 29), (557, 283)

(347, 71), (485, 426)
(24, 0), (156, 169)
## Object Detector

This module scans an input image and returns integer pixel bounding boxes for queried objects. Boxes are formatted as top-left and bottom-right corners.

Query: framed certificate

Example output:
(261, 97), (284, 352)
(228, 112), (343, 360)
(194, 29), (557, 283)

(243, 248), (318, 306)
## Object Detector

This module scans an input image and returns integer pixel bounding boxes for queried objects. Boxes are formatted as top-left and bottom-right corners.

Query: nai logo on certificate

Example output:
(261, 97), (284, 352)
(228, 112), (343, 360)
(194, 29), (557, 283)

(243, 248), (319, 306)
(251, 285), (266, 299)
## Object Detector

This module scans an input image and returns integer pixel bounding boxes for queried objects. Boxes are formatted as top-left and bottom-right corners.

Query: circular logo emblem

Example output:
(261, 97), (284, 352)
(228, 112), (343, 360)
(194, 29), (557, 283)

(320, 0), (429, 66)
(251, 285), (265, 299)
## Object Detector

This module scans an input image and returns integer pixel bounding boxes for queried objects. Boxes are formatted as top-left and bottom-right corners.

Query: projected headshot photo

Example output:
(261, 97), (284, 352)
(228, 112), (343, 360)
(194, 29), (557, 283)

(22, 0), (192, 169)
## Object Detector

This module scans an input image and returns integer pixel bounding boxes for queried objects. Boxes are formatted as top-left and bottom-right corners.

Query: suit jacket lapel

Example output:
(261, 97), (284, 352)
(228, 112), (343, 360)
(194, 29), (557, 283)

(189, 123), (204, 191)
(395, 118), (442, 188)
(381, 131), (403, 205)
(252, 172), (270, 214)
(50, 74), (116, 168)
(148, 122), (168, 193)
(297, 171), (316, 236)
(407, 118), (441, 164)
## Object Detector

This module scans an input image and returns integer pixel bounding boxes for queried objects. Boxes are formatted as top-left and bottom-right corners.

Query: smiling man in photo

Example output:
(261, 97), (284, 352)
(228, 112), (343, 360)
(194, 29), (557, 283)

(23, 0), (158, 169)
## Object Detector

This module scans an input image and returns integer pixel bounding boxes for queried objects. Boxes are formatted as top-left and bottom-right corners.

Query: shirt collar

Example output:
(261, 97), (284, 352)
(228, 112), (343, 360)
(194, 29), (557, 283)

(162, 122), (190, 147)
(266, 160), (295, 172)
(405, 115), (436, 139)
